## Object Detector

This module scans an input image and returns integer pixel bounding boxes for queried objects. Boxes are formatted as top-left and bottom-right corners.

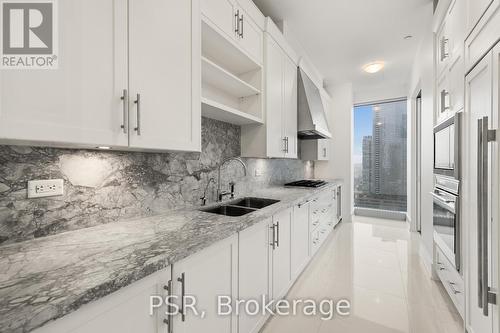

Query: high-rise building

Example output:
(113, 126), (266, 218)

(362, 136), (373, 192)
(371, 103), (407, 197)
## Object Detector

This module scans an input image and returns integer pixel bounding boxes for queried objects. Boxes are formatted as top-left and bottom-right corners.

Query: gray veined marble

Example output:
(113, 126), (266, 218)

(0, 182), (342, 333)
(0, 117), (314, 245)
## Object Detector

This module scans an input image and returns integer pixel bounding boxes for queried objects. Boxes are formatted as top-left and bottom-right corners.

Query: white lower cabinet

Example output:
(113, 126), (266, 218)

(238, 220), (271, 333)
(291, 201), (310, 279)
(172, 235), (238, 333)
(33, 188), (340, 333)
(270, 207), (292, 300)
(33, 267), (172, 333)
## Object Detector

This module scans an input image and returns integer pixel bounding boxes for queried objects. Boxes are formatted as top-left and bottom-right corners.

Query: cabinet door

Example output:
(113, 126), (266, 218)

(271, 208), (292, 300)
(172, 235), (238, 333)
(283, 55), (298, 159)
(239, 221), (270, 333)
(265, 35), (284, 158)
(466, 0), (494, 33)
(237, 9), (263, 65)
(128, 0), (201, 152)
(464, 50), (497, 333)
(201, 0), (236, 40)
(0, 0), (128, 148)
(291, 203), (309, 280)
(33, 267), (171, 333)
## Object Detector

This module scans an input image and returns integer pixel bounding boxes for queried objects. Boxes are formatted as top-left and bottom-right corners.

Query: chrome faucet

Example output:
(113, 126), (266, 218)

(200, 177), (215, 206)
(217, 157), (248, 202)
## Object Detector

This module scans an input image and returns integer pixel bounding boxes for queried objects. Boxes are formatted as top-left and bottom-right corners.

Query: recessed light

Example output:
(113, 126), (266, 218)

(97, 146), (111, 150)
(363, 61), (385, 74)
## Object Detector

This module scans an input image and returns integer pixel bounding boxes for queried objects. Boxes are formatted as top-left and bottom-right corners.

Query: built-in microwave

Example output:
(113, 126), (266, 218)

(434, 112), (461, 179)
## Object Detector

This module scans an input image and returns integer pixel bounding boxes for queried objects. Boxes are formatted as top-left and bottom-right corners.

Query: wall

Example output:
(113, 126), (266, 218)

(315, 83), (354, 221)
(354, 81), (409, 105)
(0, 117), (314, 245)
(407, 2), (435, 264)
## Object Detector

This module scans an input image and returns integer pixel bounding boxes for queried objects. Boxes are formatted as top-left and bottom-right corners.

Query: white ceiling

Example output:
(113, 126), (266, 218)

(253, 0), (433, 102)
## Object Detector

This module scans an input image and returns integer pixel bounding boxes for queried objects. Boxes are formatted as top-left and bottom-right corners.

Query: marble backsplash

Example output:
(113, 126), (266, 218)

(0, 117), (314, 245)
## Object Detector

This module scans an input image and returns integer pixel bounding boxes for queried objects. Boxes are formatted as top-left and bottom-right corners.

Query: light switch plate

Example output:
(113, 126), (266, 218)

(28, 179), (64, 198)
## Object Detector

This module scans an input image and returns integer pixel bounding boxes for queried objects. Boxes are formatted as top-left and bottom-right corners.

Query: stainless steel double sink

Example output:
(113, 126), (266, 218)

(201, 197), (280, 216)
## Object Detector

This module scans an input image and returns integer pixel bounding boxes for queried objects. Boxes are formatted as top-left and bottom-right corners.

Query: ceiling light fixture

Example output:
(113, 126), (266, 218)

(97, 146), (111, 150)
(404, 35), (413, 40)
(363, 61), (385, 74)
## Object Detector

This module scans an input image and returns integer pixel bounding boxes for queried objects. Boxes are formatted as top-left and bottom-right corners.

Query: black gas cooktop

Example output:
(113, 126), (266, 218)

(284, 180), (327, 188)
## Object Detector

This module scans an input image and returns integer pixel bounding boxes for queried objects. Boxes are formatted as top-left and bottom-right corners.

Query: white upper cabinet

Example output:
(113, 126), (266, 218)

(0, 0), (200, 152)
(464, 0), (500, 70)
(283, 54), (298, 159)
(235, 5), (264, 65)
(200, 0), (236, 40)
(265, 35), (286, 158)
(201, 0), (263, 65)
(128, 0), (201, 151)
(258, 32), (298, 159)
(0, 0), (128, 148)
(466, 0), (494, 33)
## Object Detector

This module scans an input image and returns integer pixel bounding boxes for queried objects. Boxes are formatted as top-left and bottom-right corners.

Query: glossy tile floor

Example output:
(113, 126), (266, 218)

(261, 216), (464, 333)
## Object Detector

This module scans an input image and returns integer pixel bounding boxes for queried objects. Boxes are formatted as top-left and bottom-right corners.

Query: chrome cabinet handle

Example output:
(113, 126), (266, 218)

(282, 137), (287, 152)
(440, 37), (449, 61)
(477, 118), (483, 309)
(286, 137), (289, 153)
(323, 148), (327, 158)
(239, 14), (244, 38)
(477, 116), (498, 315)
(276, 221), (280, 248)
(163, 280), (173, 333)
(440, 90), (450, 113)
(134, 93), (141, 135)
(448, 282), (461, 294)
(177, 273), (185, 322)
(234, 10), (239, 36)
(270, 224), (276, 249)
(120, 89), (128, 134)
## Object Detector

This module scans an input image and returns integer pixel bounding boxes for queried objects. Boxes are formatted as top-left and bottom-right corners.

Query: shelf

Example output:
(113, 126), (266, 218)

(202, 18), (262, 75)
(202, 98), (263, 125)
(202, 57), (260, 98)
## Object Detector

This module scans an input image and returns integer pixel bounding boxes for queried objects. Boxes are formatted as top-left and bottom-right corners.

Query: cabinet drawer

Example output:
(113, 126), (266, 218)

(436, 246), (464, 317)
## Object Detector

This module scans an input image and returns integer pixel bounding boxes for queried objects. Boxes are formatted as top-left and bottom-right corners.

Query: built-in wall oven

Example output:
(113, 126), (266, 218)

(434, 112), (461, 179)
(432, 175), (461, 271)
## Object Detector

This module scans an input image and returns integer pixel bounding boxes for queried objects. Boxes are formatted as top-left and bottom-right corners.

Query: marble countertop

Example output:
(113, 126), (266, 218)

(0, 180), (342, 333)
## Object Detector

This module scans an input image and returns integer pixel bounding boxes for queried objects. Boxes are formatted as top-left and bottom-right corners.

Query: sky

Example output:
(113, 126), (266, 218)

(353, 105), (373, 164)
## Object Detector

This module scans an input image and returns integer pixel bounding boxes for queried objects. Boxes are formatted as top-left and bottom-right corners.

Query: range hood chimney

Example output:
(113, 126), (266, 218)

(297, 68), (332, 140)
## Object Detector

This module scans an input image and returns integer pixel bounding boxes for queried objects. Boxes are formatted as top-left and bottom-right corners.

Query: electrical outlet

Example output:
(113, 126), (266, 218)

(255, 169), (263, 177)
(28, 179), (64, 198)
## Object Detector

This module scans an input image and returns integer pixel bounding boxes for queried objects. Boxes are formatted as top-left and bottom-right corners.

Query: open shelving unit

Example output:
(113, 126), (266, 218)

(201, 17), (264, 125)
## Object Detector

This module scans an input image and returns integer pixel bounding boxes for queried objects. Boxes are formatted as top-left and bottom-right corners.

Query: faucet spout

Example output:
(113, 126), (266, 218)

(216, 157), (248, 202)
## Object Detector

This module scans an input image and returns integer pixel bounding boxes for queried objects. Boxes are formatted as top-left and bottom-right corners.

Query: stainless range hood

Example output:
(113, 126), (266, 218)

(297, 68), (332, 140)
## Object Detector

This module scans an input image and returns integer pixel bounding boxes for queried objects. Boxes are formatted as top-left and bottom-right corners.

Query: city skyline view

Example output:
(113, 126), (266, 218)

(354, 100), (408, 212)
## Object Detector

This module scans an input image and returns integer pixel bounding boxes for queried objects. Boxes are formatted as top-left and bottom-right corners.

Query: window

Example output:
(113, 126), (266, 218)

(353, 99), (408, 213)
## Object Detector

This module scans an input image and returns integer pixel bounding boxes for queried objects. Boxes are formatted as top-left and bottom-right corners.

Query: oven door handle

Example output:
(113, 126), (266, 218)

(430, 192), (456, 213)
